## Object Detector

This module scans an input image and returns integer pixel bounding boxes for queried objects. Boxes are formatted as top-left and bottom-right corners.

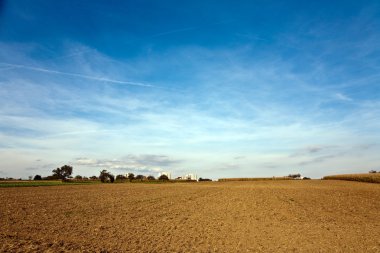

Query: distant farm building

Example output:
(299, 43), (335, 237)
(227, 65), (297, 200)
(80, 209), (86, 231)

(176, 173), (198, 181)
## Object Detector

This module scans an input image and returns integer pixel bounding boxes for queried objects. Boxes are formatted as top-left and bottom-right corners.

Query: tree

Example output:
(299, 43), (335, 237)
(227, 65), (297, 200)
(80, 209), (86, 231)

(127, 173), (135, 182)
(44, 175), (59, 180)
(135, 174), (144, 180)
(116, 174), (126, 181)
(99, 170), (115, 183)
(99, 170), (108, 182)
(369, 170), (377, 173)
(147, 175), (155, 180)
(75, 175), (83, 180)
(158, 174), (169, 181)
(33, 175), (42, 180)
(288, 173), (301, 179)
(52, 165), (73, 180)
(89, 176), (98, 180)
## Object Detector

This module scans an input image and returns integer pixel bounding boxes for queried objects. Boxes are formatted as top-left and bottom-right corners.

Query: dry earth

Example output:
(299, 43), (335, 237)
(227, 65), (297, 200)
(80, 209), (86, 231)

(1, 180), (379, 252)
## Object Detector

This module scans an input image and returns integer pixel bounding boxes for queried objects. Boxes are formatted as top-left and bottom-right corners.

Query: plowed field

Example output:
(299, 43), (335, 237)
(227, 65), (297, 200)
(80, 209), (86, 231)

(1, 180), (379, 252)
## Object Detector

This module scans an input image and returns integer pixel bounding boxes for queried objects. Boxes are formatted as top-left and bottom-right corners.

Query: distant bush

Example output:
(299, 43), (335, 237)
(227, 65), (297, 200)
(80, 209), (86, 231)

(158, 174), (169, 181)
(127, 173), (135, 182)
(99, 170), (115, 183)
(33, 175), (42, 180)
(43, 175), (60, 180)
(147, 175), (155, 180)
(135, 175), (144, 180)
(369, 170), (377, 174)
(116, 175), (127, 181)
(303, 177), (311, 180)
(288, 174), (301, 179)
(198, 178), (212, 181)
(75, 175), (83, 180)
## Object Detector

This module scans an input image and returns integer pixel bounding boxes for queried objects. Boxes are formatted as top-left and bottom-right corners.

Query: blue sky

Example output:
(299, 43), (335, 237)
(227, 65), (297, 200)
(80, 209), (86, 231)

(0, 0), (379, 179)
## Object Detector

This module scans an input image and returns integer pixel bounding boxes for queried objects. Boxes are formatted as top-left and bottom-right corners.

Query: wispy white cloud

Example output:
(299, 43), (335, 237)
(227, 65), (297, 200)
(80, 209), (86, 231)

(0, 62), (157, 88)
(74, 154), (180, 175)
(290, 145), (338, 157)
(0, 40), (379, 179)
(335, 92), (352, 101)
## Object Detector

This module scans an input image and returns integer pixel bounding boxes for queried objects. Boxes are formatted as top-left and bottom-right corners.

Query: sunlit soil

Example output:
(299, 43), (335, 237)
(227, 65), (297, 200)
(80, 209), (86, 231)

(1, 180), (379, 252)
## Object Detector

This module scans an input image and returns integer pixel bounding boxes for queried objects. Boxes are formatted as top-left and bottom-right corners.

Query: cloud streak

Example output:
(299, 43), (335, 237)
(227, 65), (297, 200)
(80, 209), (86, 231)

(335, 93), (353, 102)
(74, 154), (181, 175)
(290, 145), (338, 157)
(150, 20), (234, 38)
(0, 62), (157, 88)
(298, 154), (341, 166)
(1, 30), (380, 179)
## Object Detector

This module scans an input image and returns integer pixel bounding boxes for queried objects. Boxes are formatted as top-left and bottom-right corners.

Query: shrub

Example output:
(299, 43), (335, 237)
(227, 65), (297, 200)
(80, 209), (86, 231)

(99, 170), (115, 183)
(158, 174), (169, 181)
(199, 178), (212, 181)
(135, 175), (144, 180)
(288, 173), (301, 179)
(147, 175), (155, 180)
(127, 173), (135, 182)
(116, 175), (126, 181)
(43, 175), (60, 180)
(33, 175), (42, 180)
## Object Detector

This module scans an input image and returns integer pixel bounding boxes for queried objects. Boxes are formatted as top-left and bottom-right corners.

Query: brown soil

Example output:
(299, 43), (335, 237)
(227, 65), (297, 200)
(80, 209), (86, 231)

(1, 180), (379, 252)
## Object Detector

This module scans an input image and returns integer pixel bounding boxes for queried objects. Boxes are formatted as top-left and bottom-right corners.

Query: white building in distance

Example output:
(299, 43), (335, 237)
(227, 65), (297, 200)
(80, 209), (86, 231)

(183, 173), (197, 180)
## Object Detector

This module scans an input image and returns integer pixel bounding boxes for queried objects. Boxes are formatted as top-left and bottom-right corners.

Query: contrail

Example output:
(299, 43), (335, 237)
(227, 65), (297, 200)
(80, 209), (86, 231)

(150, 26), (197, 38)
(0, 66), (18, 71)
(150, 20), (234, 38)
(48, 49), (93, 61)
(0, 62), (157, 88)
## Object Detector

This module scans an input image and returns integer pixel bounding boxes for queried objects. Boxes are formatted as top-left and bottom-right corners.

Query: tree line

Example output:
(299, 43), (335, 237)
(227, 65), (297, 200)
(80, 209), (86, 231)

(32, 165), (171, 183)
